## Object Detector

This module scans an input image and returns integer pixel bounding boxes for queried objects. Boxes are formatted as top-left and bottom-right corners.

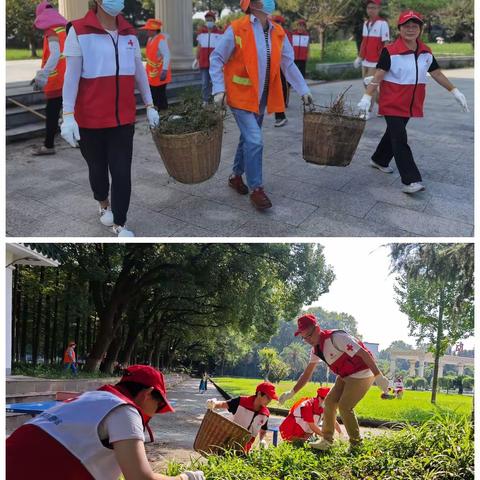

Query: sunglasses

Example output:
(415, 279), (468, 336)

(301, 327), (316, 340)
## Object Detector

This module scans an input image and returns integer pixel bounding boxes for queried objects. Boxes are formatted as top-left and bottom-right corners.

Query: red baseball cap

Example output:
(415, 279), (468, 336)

(317, 387), (330, 399)
(272, 15), (286, 24)
(398, 10), (424, 26)
(297, 19), (306, 25)
(366, 0), (381, 5)
(294, 314), (318, 336)
(256, 381), (279, 400)
(205, 10), (216, 19)
(120, 365), (174, 414)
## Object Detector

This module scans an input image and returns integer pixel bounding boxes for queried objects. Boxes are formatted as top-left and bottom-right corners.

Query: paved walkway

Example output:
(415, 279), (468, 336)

(146, 378), (388, 473)
(6, 69), (473, 237)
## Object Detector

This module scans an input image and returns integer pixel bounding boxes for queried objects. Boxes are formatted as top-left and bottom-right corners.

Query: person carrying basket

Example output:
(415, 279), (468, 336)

(209, 0), (313, 210)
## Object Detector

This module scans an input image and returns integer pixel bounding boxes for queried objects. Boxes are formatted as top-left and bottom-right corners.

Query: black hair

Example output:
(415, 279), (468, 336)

(117, 381), (165, 403)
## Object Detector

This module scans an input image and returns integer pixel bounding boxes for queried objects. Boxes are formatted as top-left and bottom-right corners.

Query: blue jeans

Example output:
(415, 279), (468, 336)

(201, 68), (212, 103)
(230, 94), (267, 190)
(64, 363), (77, 376)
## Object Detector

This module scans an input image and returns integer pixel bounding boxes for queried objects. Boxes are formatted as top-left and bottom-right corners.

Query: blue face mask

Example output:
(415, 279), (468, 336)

(262, 0), (276, 14)
(206, 21), (215, 29)
(99, 0), (124, 17)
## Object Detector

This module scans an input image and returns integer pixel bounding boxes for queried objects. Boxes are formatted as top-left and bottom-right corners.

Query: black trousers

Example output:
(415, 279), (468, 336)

(150, 84), (168, 111)
(79, 124), (135, 226)
(45, 96), (62, 148)
(295, 59), (307, 78)
(275, 72), (289, 121)
(371, 116), (422, 185)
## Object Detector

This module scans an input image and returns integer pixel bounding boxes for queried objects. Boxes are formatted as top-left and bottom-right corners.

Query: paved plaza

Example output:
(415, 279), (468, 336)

(6, 68), (473, 237)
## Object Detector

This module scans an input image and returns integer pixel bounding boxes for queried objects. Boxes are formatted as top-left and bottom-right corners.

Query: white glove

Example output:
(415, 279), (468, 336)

(33, 70), (48, 90)
(451, 88), (469, 112)
(353, 57), (363, 69)
(146, 106), (160, 128)
(259, 439), (268, 449)
(363, 75), (374, 87)
(206, 398), (217, 410)
(60, 114), (81, 148)
(278, 390), (295, 405)
(182, 471), (206, 480)
(213, 92), (225, 106)
(357, 93), (372, 118)
(302, 93), (313, 106)
(192, 59), (199, 70)
(375, 374), (390, 393)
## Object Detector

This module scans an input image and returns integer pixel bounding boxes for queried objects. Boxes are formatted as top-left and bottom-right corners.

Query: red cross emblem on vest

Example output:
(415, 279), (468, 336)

(346, 344), (354, 351)
(128, 39), (134, 46)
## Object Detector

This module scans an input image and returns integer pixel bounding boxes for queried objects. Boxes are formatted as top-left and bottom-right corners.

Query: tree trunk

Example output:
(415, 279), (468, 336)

(32, 267), (45, 365)
(431, 287), (445, 404)
(317, 26), (326, 60)
(43, 295), (51, 365)
(62, 272), (72, 355)
(20, 291), (28, 362)
(29, 36), (38, 58)
(51, 270), (59, 363)
(13, 267), (20, 363)
(103, 328), (125, 374)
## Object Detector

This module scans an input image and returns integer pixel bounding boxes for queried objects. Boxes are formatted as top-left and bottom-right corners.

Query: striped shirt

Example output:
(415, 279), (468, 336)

(263, 24), (271, 98)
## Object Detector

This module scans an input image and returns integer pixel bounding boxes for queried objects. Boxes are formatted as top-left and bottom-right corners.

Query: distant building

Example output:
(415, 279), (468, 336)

(364, 342), (379, 358)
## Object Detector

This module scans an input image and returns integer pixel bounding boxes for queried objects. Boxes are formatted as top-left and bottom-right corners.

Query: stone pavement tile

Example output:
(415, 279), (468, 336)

(129, 183), (191, 212)
(160, 196), (249, 235)
(171, 224), (217, 237)
(231, 218), (303, 237)
(365, 203), (473, 237)
(297, 208), (410, 237)
(423, 196), (474, 225)
(285, 181), (377, 218)
(420, 179), (473, 203)
(340, 180), (430, 213)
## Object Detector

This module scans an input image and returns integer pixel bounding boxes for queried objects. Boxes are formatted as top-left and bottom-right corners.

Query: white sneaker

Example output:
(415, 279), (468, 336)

(112, 225), (135, 237)
(309, 438), (333, 451)
(275, 118), (288, 127)
(370, 159), (394, 174)
(99, 206), (114, 226)
(402, 182), (425, 194)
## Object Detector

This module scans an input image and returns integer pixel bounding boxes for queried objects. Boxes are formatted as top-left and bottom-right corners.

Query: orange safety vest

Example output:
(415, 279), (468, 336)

(145, 33), (172, 87)
(42, 26), (66, 99)
(63, 347), (76, 364)
(224, 15), (285, 114)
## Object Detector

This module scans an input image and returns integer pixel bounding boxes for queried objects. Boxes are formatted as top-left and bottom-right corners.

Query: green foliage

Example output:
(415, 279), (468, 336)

(6, 0), (41, 55)
(165, 414), (473, 479)
(258, 348), (290, 382)
(12, 363), (112, 379)
(214, 377), (472, 423)
(404, 377), (414, 388)
(280, 343), (309, 377)
(413, 377), (427, 390)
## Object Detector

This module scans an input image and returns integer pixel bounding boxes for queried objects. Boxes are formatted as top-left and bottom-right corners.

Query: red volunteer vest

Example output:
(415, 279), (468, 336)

(359, 17), (388, 63)
(279, 396), (323, 442)
(63, 346), (76, 363)
(197, 26), (223, 69)
(6, 386), (150, 479)
(71, 10), (138, 129)
(378, 37), (433, 118)
(292, 31), (310, 61)
(314, 329), (373, 378)
(146, 33), (172, 86)
(42, 26), (66, 99)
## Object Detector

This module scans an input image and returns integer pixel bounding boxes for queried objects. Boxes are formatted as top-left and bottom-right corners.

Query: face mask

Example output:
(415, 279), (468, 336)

(262, 0), (276, 14)
(206, 21), (215, 29)
(99, 0), (124, 17)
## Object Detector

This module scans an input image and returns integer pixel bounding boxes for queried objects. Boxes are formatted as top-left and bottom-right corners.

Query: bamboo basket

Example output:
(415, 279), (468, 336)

(194, 410), (251, 456)
(303, 108), (365, 167)
(151, 118), (223, 184)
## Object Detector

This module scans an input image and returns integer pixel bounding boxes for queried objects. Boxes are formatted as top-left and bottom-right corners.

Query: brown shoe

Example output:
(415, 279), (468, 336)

(250, 187), (272, 210)
(228, 174), (249, 195)
(32, 145), (56, 156)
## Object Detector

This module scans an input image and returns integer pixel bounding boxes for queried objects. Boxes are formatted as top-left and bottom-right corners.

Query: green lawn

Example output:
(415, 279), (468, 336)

(7, 41), (473, 62)
(213, 376), (472, 423)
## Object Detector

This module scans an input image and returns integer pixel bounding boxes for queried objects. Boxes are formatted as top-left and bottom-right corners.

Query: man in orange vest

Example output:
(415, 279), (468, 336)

(210, 0), (313, 210)
(63, 341), (77, 376)
(32, 0), (67, 156)
(142, 18), (172, 111)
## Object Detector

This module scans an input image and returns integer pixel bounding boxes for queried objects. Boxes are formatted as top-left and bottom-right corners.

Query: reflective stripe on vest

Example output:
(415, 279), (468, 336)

(145, 33), (172, 86)
(224, 15), (285, 114)
(42, 26), (66, 95)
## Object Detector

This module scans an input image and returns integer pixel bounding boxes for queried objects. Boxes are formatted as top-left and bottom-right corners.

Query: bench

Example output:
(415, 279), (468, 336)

(267, 425), (279, 446)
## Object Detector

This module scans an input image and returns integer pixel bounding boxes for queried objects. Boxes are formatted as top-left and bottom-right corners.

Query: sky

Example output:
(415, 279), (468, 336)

(305, 240), (474, 352)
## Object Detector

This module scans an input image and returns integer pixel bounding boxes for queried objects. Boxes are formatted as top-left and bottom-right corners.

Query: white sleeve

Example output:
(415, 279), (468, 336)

(63, 27), (82, 57)
(134, 35), (142, 59)
(382, 21), (390, 42)
(62, 55), (83, 113)
(134, 55), (153, 106)
(158, 38), (171, 71)
(309, 348), (321, 365)
(42, 38), (61, 74)
(331, 332), (361, 358)
(98, 405), (145, 444)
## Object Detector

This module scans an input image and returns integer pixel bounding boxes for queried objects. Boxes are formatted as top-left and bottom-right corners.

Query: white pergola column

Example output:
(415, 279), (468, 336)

(389, 358), (396, 377)
(418, 361), (425, 378)
(458, 364), (465, 376)
(438, 363), (444, 378)
(156, 0), (194, 70)
(408, 359), (416, 377)
(58, 0), (89, 21)
(6, 266), (14, 376)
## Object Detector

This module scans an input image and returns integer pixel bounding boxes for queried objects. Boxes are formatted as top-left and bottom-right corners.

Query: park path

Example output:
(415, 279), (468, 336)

(146, 377), (389, 473)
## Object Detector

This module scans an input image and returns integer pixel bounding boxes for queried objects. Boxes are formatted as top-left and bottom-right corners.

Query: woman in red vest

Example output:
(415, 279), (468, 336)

(32, 1), (67, 156)
(210, 0), (313, 210)
(142, 18), (172, 111)
(60, 0), (160, 237)
(7, 365), (205, 480)
(292, 19), (310, 78)
(357, 11), (469, 194)
(279, 314), (390, 451)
